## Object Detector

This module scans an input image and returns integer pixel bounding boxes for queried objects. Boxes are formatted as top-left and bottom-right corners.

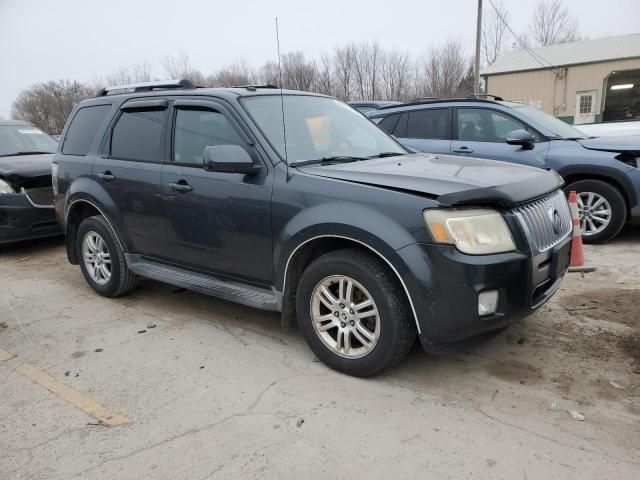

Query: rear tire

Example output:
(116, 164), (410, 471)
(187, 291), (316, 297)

(76, 216), (138, 297)
(564, 179), (626, 244)
(296, 248), (416, 377)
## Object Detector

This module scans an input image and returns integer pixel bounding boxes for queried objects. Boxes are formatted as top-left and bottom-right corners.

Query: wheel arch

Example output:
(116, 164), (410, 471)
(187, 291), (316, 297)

(279, 234), (421, 334)
(559, 167), (634, 214)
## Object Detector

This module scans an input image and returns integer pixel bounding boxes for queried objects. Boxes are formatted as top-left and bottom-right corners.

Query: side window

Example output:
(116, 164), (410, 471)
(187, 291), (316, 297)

(406, 109), (449, 139)
(173, 109), (244, 165)
(111, 109), (166, 161)
(62, 105), (111, 156)
(378, 114), (400, 134)
(457, 108), (537, 142)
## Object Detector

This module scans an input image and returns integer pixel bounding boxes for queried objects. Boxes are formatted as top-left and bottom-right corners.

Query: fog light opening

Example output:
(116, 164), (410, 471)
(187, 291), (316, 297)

(478, 290), (499, 316)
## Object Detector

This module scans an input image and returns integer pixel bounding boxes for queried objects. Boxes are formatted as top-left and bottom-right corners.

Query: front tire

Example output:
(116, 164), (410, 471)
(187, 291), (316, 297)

(564, 179), (626, 244)
(76, 216), (138, 297)
(296, 248), (416, 377)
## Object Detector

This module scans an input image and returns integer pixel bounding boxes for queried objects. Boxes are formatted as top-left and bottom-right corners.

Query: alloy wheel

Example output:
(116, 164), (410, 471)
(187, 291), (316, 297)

(82, 231), (112, 285)
(577, 192), (611, 236)
(310, 275), (380, 359)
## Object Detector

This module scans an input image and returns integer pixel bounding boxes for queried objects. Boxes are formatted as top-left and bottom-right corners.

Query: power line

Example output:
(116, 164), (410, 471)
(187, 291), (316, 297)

(487, 0), (562, 75)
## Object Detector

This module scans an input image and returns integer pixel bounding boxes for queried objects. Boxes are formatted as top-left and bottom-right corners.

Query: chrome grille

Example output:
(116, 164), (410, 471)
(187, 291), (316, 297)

(24, 187), (54, 207)
(513, 189), (572, 253)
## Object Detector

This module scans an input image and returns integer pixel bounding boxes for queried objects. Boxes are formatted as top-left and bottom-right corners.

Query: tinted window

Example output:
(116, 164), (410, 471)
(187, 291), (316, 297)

(354, 105), (377, 114)
(62, 105), (111, 156)
(406, 109), (449, 139)
(173, 109), (244, 165)
(457, 108), (537, 142)
(378, 114), (400, 134)
(111, 109), (166, 161)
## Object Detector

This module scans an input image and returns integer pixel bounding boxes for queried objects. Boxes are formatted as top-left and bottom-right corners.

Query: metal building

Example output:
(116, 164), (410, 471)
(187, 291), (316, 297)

(482, 33), (640, 125)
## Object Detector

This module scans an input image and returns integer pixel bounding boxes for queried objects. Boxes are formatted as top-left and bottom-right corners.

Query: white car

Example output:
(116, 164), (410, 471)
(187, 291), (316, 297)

(576, 121), (640, 137)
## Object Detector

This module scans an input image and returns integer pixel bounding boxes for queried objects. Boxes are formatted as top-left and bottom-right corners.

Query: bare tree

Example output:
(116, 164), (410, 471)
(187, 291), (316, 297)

(530, 0), (578, 46)
(417, 39), (469, 99)
(333, 44), (356, 101)
(482, 0), (510, 65)
(161, 52), (206, 84)
(12, 80), (92, 134)
(207, 59), (255, 87)
(380, 49), (412, 101)
(258, 61), (281, 86)
(352, 41), (383, 100)
(314, 53), (334, 96)
(280, 51), (316, 91)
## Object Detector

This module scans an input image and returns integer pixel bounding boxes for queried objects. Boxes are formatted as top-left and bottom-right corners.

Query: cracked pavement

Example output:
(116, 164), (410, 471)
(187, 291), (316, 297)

(1, 232), (639, 479)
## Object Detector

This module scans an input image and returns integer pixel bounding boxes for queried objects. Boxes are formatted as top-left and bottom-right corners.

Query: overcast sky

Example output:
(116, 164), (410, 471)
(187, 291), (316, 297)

(1, 0), (638, 116)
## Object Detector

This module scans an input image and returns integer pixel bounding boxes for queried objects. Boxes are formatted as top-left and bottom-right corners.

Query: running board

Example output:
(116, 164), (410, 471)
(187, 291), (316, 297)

(125, 255), (280, 311)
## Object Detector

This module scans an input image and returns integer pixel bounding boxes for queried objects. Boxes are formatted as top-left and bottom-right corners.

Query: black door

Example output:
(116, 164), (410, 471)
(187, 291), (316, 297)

(161, 99), (273, 286)
(93, 99), (170, 258)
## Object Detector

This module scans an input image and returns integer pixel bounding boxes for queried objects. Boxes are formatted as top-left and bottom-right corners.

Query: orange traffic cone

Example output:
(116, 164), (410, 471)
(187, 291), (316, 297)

(568, 190), (585, 267)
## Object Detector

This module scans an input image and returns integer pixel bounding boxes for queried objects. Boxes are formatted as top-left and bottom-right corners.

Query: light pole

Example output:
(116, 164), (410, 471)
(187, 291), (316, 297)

(475, 0), (483, 94)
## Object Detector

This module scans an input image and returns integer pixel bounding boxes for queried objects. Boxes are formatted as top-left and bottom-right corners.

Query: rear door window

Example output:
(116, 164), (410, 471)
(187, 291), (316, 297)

(406, 108), (450, 139)
(62, 105), (111, 156)
(377, 114), (400, 134)
(111, 109), (166, 161)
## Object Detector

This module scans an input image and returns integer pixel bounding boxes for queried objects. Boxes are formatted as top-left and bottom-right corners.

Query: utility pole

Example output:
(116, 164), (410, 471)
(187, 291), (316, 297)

(474, 0), (483, 94)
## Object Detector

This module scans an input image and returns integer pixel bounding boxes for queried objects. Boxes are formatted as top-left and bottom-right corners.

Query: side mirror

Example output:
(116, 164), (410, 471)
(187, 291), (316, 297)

(505, 129), (535, 150)
(203, 145), (261, 174)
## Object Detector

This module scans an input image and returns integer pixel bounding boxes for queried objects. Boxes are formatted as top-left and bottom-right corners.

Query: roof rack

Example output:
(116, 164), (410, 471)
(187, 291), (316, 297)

(96, 79), (196, 97)
(229, 84), (279, 91)
(467, 93), (504, 101)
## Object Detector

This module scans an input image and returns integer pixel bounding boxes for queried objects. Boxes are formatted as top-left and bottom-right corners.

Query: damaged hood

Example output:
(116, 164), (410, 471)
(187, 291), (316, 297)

(0, 154), (54, 189)
(577, 136), (640, 155)
(298, 153), (563, 208)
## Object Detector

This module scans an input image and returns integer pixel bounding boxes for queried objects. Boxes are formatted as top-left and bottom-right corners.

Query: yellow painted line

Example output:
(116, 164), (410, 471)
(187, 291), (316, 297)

(0, 347), (15, 362)
(15, 363), (131, 427)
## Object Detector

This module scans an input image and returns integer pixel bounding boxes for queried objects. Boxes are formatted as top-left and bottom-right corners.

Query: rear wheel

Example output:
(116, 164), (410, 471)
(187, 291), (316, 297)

(296, 248), (416, 377)
(76, 216), (138, 297)
(564, 179), (626, 244)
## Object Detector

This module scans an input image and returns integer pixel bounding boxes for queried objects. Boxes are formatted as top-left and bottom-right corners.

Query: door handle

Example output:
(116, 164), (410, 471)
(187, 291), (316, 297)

(169, 181), (193, 193)
(453, 147), (473, 154)
(98, 171), (115, 181)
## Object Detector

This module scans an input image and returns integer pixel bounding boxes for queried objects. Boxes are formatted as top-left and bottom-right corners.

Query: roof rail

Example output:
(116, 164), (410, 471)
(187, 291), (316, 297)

(467, 93), (504, 101)
(96, 79), (196, 97)
(229, 84), (279, 91)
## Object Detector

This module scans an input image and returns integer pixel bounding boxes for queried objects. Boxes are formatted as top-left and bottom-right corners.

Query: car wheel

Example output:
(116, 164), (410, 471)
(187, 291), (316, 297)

(564, 179), (626, 244)
(76, 216), (138, 297)
(296, 248), (416, 377)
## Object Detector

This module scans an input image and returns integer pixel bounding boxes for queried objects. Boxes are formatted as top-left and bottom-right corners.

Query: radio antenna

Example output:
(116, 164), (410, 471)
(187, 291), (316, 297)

(275, 17), (289, 168)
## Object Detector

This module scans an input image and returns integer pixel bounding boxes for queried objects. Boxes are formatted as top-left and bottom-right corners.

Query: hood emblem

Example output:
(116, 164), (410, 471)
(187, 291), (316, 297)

(548, 207), (562, 234)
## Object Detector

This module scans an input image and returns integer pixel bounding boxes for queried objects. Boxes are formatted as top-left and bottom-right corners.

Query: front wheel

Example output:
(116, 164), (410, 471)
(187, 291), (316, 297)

(296, 248), (416, 377)
(564, 179), (626, 244)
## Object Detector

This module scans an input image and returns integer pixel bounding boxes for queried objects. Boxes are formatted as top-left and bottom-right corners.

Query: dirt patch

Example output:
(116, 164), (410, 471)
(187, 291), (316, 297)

(485, 360), (543, 385)
(559, 288), (640, 328)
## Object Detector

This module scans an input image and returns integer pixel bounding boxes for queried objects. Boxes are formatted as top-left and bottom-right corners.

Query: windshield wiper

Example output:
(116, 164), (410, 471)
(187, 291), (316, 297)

(370, 152), (403, 158)
(289, 156), (368, 167)
(0, 151), (53, 157)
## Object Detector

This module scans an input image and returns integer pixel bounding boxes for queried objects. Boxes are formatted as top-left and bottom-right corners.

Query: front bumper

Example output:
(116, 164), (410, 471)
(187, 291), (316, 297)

(396, 234), (571, 352)
(0, 194), (61, 245)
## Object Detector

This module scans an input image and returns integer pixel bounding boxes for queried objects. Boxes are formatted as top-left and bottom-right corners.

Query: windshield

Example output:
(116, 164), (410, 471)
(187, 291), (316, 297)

(513, 106), (587, 139)
(0, 125), (58, 157)
(241, 95), (405, 165)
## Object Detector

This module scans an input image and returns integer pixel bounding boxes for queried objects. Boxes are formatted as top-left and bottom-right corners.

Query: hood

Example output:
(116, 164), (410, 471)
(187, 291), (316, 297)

(298, 153), (564, 208)
(577, 136), (640, 155)
(0, 154), (54, 189)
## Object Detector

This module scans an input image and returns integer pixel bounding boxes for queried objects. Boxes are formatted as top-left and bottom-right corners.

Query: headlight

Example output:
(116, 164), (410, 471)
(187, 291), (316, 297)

(0, 179), (15, 194)
(424, 208), (516, 255)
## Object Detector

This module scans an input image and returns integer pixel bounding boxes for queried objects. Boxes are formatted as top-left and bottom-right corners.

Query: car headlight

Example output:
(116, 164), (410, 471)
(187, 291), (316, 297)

(424, 208), (516, 255)
(0, 179), (15, 194)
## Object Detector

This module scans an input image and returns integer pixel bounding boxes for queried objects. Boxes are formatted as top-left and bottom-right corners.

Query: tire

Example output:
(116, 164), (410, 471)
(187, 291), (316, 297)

(296, 248), (416, 377)
(76, 216), (138, 297)
(563, 179), (626, 244)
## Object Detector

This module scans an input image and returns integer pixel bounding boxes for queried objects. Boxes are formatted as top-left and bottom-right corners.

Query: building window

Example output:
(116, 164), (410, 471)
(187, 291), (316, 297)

(579, 95), (593, 114)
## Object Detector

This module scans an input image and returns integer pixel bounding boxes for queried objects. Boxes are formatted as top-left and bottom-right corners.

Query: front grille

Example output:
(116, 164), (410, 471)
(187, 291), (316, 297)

(513, 189), (572, 253)
(24, 187), (54, 207)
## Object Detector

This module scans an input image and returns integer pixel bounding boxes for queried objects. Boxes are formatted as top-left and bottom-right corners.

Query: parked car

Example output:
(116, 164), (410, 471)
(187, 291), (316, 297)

(0, 120), (61, 245)
(369, 99), (640, 243)
(575, 120), (640, 137)
(54, 80), (571, 376)
(348, 100), (402, 115)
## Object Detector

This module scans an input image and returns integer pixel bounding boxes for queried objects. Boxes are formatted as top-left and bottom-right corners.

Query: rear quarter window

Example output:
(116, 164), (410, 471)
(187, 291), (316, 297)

(62, 105), (111, 156)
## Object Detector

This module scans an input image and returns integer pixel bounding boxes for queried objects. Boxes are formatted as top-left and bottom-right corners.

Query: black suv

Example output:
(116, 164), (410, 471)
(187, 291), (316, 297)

(369, 98), (640, 244)
(54, 80), (572, 376)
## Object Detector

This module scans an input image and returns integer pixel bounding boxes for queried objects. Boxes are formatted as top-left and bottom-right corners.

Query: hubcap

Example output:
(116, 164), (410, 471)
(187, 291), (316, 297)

(577, 192), (611, 236)
(82, 231), (111, 285)
(310, 275), (380, 359)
